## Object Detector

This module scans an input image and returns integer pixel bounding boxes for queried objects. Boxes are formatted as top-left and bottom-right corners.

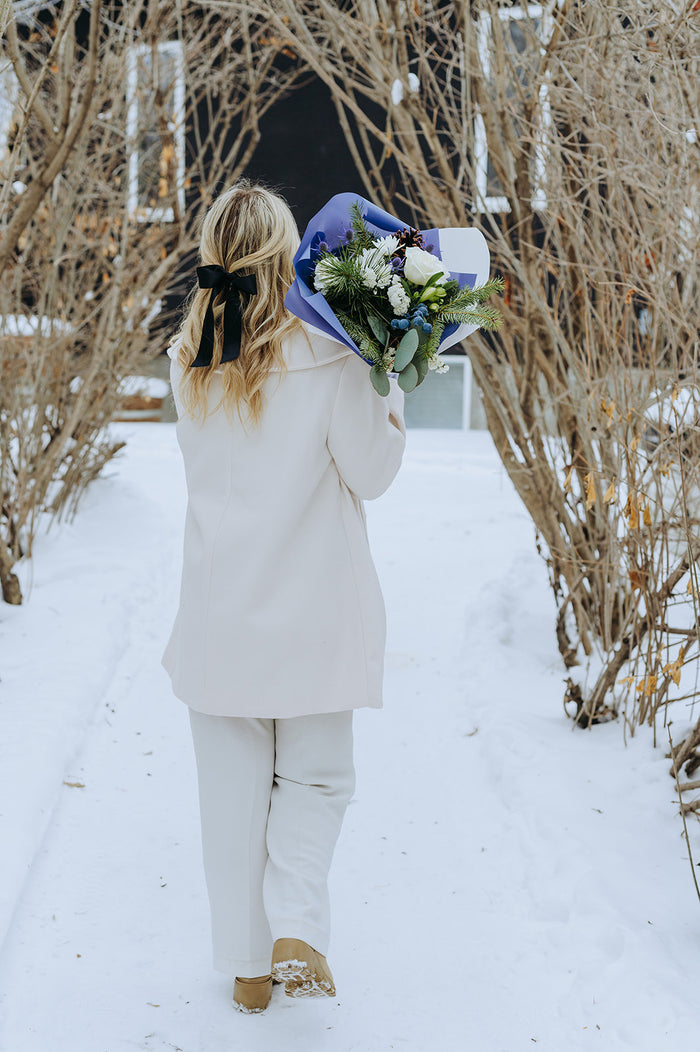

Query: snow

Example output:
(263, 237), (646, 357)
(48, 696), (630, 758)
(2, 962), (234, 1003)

(1, 424), (699, 1051)
(0, 315), (72, 336)
(118, 374), (171, 399)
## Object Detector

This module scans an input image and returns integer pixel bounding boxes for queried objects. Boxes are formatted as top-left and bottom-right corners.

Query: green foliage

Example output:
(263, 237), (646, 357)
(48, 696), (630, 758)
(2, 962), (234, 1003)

(440, 276), (505, 312)
(335, 310), (381, 363)
(397, 363), (419, 392)
(432, 277), (505, 337)
(436, 305), (503, 330)
(414, 355), (429, 384)
(367, 313), (390, 345)
(393, 327), (419, 371)
(348, 201), (374, 250)
(370, 363), (390, 396)
(425, 319), (447, 358)
(314, 252), (367, 308)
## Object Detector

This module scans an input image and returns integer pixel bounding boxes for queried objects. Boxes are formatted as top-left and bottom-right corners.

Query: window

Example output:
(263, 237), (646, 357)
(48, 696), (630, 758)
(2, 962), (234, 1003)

(126, 41), (185, 222)
(403, 356), (481, 430)
(0, 61), (19, 177)
(474, 3), (554, 213)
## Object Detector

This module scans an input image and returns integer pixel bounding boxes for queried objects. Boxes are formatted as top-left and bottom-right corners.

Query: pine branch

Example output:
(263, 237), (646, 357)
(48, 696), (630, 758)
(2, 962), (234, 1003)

(335, 309), (382, 363)
(437, 304), (503, 330)
(425, 318), (447, 358)
(348, 201), (374, 249)
(442, 277), (505, 312)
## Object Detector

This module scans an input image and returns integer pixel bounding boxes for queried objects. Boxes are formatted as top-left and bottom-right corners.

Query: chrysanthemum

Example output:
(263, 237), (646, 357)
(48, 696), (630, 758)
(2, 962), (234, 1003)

(374, 235), (400, 257)
(358, 247), (393, 290)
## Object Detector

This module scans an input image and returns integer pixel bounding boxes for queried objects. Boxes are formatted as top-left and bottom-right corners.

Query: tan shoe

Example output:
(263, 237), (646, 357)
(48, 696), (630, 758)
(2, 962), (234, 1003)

(271, 938), (336, 998)
(233, 974), (272, 1013)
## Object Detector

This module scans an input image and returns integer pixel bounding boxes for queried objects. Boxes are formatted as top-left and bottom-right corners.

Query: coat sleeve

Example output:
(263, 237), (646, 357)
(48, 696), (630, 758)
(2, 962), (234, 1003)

(327, 352), (406, 500)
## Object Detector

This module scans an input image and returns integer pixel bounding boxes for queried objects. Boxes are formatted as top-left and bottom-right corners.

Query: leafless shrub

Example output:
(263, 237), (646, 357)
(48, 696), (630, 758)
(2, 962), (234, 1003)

(232, 0), (700, 734)
(0, 0), (302, 602)
(0, 0), (11, 35)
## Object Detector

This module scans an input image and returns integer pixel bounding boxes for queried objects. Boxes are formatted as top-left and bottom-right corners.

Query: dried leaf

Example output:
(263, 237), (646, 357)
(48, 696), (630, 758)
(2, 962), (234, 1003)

(563, 464), (574, 492)
(584, 472), (596, 509)
(624, 493), (638, 529)
(63, 780), (85, 789)
(603, 480), (616, 503)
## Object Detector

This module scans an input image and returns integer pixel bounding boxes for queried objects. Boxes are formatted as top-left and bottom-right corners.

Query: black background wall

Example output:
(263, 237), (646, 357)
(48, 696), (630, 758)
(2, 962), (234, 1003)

(243, 79), (362, 232)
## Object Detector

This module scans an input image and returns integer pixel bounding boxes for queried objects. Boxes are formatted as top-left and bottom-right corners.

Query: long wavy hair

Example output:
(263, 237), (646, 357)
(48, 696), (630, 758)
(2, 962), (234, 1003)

(175, 181), (302, 424)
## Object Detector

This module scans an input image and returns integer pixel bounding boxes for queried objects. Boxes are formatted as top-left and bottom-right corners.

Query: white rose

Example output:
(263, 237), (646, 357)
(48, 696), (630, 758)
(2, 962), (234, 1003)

(403, 247), (449, 286)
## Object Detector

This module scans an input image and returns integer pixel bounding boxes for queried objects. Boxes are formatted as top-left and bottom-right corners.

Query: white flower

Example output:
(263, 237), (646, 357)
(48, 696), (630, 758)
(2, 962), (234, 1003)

(358, 246), (392, 290)
(404, 246), (449, 286)
(374, 235), (400, 257)
(359, 264), (378, 291)
(313, 256), (336, 292)
(428, 356), (449, 373)
(387, 276), (410, 316)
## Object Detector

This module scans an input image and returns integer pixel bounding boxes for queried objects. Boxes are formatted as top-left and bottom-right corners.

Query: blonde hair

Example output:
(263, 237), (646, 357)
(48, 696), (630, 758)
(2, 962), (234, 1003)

(176, 180), (302, 423)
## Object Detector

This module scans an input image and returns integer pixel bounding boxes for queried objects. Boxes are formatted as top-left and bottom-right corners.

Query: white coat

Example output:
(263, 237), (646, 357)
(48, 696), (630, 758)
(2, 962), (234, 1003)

(162, 324), (406, 719)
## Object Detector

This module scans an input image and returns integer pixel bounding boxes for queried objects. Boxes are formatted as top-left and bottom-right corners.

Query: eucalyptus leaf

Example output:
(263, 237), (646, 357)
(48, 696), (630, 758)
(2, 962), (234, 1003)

(367, 314), (389, 344)
(370, 364), (390, 397)
(414, 355), (429, 383)
(394, 328), (419, 371)
(397, 363), (419, 393)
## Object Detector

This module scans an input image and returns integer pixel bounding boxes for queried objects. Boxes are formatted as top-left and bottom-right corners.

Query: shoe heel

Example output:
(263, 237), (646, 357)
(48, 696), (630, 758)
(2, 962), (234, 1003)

(271, 939), (335, 998)
(233, 975), (272, 1013)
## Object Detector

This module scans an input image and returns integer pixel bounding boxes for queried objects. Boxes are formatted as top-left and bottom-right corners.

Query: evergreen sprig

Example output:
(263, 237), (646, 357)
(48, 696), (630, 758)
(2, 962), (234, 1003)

(335, 309), (382, 364)
(348, 201), (375, 250)
(314, 252), (367, 309)
(441, 276), (505, 312)
(436, 305), (503, 330)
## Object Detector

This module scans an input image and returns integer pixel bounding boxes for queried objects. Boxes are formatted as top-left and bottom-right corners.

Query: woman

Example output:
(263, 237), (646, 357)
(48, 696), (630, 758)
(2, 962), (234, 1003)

(162, 181), (405, 1013)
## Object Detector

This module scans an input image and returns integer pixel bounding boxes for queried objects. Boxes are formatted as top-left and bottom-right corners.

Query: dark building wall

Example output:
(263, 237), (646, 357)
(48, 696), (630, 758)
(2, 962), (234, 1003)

(243, 78), (362, 232)
(162, 76), (364, 327)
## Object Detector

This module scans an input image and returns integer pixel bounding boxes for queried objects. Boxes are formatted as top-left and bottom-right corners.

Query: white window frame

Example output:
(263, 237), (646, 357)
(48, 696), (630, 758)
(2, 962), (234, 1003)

(0, 60), (19, 167)
(403, 355), (477, 431)
(126, 40), (186, 223)
(474, 3), (554, 214)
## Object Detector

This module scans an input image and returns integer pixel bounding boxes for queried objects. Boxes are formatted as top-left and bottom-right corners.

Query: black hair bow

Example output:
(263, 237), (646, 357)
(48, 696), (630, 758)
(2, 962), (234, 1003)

(190, 264), (258, 368)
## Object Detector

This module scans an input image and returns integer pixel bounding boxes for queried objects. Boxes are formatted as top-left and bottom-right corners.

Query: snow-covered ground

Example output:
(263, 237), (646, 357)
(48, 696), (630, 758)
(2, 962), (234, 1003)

(0, 425), (698, 1052)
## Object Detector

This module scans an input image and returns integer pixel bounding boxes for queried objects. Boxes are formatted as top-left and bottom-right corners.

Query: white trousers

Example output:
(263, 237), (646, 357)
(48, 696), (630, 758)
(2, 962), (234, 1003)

(188, 708), (355, 978)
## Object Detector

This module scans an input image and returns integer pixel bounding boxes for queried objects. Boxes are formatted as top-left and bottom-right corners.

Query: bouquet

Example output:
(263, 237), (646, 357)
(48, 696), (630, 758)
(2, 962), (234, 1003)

(285, 193), (503, 396)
